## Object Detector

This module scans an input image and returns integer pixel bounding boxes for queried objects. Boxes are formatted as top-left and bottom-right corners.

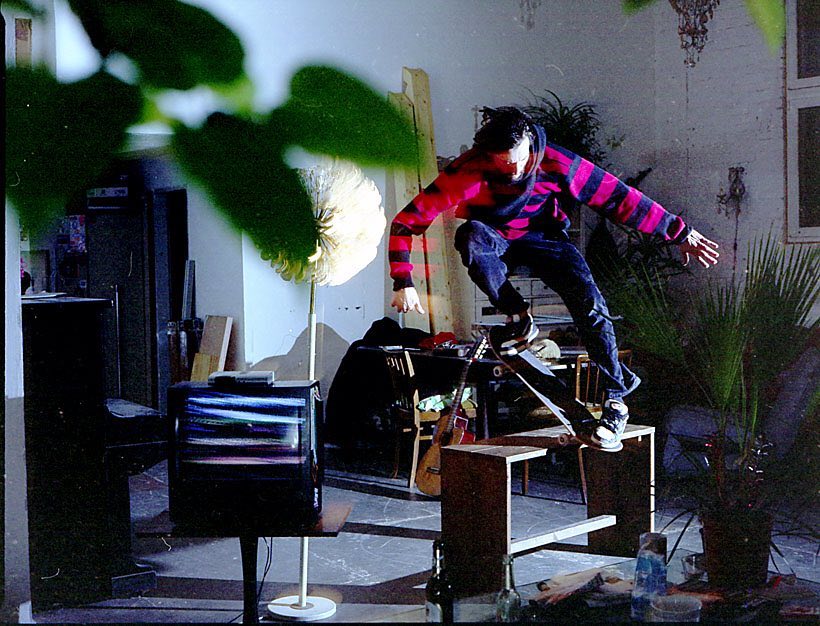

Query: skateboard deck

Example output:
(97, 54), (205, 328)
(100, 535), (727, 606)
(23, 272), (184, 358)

(488, 332), (622, 452)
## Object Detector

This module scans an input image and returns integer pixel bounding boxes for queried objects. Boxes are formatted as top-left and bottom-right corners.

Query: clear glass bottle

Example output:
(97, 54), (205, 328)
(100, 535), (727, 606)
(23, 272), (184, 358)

(425, 540), (454, 623)
(630, 532), (668, 621)
(495, 554), (522, 622)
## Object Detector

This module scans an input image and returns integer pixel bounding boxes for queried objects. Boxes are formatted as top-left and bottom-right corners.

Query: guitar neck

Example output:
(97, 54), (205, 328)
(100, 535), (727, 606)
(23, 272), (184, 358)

(447, 337), (485, 425)
(451, 370), (470, 419)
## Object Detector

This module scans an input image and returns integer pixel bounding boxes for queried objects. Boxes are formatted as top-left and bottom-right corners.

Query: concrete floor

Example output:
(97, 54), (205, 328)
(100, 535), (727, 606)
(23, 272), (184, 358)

(30, 444), (819, 624)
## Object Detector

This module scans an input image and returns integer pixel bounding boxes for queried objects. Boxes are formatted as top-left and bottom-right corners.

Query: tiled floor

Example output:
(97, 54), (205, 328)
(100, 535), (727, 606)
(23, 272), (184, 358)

(30, 443), (818, 624)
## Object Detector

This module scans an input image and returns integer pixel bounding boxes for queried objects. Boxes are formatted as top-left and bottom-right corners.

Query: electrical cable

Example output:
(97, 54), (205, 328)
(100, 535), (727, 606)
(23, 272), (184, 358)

(227, 537), (274, 624)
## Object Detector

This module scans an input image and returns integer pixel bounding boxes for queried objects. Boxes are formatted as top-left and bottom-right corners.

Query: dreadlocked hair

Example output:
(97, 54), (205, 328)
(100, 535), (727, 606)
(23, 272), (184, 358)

(473, 106), (534, 152)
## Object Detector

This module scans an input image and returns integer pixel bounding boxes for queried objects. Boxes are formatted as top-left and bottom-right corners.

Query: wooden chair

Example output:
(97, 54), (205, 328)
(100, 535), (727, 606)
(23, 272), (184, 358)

(575, 350), (633, 417)
(382, 349), (439, 488)
(521, 349), (634, 503)
(573, 349), (633, 502)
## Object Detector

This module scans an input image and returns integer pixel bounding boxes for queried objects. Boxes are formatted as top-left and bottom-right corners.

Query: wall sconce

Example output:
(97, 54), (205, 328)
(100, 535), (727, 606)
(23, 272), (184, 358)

(716, 166), (745, 215)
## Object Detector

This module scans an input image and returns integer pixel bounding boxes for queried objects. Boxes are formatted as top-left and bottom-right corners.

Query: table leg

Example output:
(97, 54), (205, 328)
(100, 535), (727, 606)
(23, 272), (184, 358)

(239, 534), (259, 624)
(476, 379), (492, 440)
(586, 434), (654, 556)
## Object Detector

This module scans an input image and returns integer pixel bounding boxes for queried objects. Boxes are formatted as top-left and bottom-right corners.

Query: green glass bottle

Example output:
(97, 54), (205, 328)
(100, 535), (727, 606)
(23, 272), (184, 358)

(495, 554), (521, 622)
(425, 540), (454, 623)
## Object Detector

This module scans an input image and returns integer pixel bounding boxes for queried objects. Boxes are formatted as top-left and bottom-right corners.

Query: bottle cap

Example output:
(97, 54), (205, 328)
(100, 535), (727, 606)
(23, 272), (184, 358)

(638, 532), (667, 555)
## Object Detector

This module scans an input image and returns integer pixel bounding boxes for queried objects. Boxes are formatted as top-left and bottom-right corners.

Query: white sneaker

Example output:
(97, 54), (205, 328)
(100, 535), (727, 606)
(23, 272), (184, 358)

(592, 399), (629, 449)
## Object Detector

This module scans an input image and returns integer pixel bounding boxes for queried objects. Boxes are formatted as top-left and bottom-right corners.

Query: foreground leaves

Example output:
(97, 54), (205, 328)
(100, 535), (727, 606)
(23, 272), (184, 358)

(621, 0), (785, 52)
(173, 113), (318, 267)
(172, 65), (416, 268)
(5, 6), (418, 269)
(272, 65), (418, 168)
(6, 68), (143, 235)
(3, 0), (44, 16)
(67, 0), (246, 90)
(622, 0), (657, 15)
(743, 0), (786, 53)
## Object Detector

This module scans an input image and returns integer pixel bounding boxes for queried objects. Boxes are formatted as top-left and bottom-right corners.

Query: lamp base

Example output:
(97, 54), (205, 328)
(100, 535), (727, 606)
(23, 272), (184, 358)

(266, 595), (336, 621)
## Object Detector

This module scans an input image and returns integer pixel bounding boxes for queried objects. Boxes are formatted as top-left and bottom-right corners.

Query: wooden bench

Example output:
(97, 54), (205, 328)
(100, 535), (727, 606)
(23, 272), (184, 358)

(441, 424), (655, 595)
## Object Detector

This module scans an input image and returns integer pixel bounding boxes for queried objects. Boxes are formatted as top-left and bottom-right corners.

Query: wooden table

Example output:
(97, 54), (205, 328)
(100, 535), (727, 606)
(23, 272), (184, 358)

(441, 424), (655, 595)
(136, 503), (352, 623)
(359, 345), (583, 439)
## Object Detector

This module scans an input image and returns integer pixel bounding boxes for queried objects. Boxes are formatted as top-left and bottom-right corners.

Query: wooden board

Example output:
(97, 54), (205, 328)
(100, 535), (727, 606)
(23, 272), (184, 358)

(190, 353), (219, 382)
(15, 18), (32, 66)
(401, 68), (438, 185)
(401, 68), (454, 335)
(199, 314), (232, 370)
(386, 91), (430, 333)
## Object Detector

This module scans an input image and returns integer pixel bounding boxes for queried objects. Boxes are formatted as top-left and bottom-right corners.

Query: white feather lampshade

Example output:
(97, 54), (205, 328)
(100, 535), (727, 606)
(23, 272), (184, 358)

(267, 158), (386, 287)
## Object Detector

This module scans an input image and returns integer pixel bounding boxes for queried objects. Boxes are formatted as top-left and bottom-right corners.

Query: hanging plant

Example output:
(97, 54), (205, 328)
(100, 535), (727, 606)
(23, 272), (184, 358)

(522, 90), (606, 162)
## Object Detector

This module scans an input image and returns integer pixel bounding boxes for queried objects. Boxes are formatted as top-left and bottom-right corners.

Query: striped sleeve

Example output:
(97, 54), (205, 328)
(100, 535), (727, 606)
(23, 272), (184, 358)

(389, 168), (480, 290)
(544, 144), (691, 243)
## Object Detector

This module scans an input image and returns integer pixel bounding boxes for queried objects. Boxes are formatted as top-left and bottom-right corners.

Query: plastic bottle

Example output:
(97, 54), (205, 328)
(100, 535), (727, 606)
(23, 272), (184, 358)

(630, 532), (667, 621)
(495, 554), (522, 622)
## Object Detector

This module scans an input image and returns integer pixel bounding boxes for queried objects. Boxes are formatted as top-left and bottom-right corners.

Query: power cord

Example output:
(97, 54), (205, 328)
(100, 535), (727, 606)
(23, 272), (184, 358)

(228, 537), (274, 623)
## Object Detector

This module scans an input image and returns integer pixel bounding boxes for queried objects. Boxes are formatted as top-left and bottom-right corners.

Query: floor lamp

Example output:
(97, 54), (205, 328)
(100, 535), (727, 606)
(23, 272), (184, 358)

(266, 159), (385, 621)
(267, 280), (335, 621)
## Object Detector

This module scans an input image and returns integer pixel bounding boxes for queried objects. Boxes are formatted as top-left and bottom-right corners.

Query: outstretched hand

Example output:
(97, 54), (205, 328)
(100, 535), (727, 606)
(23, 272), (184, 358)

(679, 229), (720, 268)
(391, 286), (426, 315)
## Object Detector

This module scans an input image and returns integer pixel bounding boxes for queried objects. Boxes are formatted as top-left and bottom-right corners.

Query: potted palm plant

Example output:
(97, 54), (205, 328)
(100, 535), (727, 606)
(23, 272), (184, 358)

(607, 234), (819, 588)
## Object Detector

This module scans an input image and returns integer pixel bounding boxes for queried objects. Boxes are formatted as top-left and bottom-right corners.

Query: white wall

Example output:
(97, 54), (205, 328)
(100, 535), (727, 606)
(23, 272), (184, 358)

(186, 185), (247, 369)
(649, 2), (788, 282)
(49, 0), (800, 386)
(4, 1), (57, 620)
(180, 0), (660, 383)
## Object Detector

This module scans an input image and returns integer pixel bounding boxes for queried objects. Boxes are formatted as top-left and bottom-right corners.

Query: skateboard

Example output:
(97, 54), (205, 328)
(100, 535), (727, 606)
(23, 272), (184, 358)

(487, 330), (623, 452)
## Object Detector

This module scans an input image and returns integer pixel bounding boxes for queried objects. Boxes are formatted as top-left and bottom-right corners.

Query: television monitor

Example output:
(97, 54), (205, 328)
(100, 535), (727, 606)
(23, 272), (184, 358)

(167, 380), (322, 532)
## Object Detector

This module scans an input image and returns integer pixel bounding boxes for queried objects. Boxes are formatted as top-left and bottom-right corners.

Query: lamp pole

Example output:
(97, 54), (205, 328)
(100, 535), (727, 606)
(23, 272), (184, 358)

(267, 276), (336, 621)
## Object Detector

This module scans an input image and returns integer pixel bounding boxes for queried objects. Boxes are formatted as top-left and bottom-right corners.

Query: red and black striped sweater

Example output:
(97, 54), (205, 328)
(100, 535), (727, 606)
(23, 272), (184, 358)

(389, 125), (691, 291)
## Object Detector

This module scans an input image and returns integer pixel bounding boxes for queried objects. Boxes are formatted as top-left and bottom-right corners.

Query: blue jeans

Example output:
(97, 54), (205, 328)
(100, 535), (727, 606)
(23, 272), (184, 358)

(454, 220), (640, 399)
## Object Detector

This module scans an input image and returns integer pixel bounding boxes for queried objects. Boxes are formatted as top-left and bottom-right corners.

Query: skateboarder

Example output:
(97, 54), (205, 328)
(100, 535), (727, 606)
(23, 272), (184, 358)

(389, 106), (719, 450)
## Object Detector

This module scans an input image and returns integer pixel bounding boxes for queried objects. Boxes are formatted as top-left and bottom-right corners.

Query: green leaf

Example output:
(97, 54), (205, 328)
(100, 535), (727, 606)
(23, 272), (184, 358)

(622, 0), (657, 15)
(172, 113), (318, 266)
(744, 0), (785, 53)
(3, 0), (45, 16)
(272, 65), (417, 168)
(210, 74), (256, 116)
(6, 67), (143, 235)
(66, 0), (246, 90)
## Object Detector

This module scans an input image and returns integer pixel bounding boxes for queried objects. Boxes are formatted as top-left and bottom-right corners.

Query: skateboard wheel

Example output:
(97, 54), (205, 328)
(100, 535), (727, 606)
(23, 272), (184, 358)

(492, 365), (506, 378)
(557, 434), (570, 446)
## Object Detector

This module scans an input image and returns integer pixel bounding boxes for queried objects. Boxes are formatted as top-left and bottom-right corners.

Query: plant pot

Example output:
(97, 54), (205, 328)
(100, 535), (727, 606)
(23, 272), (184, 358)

(700, 509), (772, 588)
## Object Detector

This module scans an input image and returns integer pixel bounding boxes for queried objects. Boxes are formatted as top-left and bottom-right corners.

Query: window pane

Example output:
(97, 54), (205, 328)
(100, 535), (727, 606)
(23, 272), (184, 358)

(798, 106), (820, 228)
(797, 0), (820, 79)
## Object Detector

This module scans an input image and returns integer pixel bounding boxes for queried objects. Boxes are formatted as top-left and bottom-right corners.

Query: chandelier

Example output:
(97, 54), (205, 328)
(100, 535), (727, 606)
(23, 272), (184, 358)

(669, 0), (720, 67)
(518, 0), (542, 31)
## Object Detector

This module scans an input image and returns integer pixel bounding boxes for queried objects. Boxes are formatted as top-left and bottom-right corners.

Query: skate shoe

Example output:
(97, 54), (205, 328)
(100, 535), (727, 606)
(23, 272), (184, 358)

(489, 311), (539, 356)
(592, 399), (629, 450)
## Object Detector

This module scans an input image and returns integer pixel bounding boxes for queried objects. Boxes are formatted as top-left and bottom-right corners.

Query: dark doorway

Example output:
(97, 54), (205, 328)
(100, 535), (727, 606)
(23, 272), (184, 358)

(84, 156), (188, 413)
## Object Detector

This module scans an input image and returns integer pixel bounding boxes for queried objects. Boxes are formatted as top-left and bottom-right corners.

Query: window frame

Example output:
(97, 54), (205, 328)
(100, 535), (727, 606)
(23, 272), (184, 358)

(786, 0), (820, 242)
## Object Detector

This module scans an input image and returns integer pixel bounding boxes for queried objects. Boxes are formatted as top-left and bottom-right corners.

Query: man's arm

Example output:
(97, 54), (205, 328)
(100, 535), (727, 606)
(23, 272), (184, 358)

(544, 143), (718, 266)
(388, 163), (480, 311)
(678, 229), (720, 267)
(390, 286), (425, 314)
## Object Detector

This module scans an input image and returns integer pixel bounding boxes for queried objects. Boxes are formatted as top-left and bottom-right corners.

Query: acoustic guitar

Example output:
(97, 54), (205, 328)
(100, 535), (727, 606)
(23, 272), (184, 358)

(415, 335), (488, 496)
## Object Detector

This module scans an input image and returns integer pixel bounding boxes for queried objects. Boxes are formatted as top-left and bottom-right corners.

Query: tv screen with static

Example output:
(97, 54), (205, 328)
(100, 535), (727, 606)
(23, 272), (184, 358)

(168, 381), (321, 531)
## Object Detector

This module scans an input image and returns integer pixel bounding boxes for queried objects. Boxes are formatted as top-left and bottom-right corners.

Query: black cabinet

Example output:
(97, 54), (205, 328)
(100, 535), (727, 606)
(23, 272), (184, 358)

(22, 297), (156, 609)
